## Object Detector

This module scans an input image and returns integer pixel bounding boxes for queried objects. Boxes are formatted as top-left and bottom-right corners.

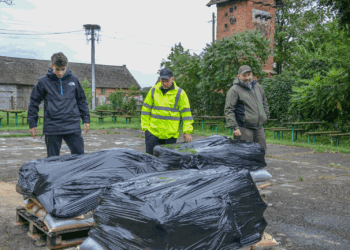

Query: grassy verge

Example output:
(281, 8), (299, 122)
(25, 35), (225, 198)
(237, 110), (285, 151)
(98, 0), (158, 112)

(1, 111), (349, 153)
(0, 133), (43, 138)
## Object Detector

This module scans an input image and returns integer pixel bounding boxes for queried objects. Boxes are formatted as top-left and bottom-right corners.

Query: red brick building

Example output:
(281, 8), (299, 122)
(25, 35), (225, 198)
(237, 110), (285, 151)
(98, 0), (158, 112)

(207, 0), (283, 76)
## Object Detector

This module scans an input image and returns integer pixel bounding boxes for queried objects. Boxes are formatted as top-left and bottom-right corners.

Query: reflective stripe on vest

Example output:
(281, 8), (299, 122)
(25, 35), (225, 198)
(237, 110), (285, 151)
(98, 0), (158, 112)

(151, 114), (181, 121)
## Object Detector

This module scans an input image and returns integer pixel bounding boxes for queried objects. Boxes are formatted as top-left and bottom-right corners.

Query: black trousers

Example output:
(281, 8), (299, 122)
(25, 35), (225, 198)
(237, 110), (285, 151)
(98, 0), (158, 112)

(145, 130), (177, 155)
(45, 131), (84, 157)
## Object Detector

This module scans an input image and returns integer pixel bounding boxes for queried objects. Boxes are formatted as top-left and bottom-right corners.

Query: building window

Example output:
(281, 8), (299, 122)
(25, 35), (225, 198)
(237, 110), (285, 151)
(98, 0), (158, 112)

(100, 88), (106, 94)
(230, 7), (233, 13)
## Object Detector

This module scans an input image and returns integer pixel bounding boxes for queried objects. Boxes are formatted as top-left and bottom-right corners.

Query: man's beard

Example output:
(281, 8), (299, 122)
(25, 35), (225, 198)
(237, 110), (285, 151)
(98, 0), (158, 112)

(240, 78), (253, 87)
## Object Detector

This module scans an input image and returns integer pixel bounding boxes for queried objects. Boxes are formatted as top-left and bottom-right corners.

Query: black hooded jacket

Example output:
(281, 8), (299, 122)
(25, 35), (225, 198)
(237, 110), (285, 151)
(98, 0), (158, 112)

(28, 68), (90, 135)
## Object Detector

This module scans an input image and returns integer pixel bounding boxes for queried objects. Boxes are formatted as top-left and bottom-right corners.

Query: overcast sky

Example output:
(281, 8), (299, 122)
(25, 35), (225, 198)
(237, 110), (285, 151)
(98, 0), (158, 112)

(0, 0), (216, 87)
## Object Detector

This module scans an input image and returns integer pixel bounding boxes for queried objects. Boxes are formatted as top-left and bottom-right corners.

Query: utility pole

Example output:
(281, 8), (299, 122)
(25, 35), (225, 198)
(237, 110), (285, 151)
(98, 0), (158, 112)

(83, 24), (101, 110)
(208, 13), (216, 43)
(212, 12), (215, 43)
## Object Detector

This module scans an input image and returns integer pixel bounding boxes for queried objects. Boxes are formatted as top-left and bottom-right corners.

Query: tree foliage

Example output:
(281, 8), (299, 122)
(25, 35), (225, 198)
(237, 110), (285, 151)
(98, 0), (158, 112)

(320, 0), (350, 31)
(265, 19), (350, 125)
(107, 85), (139, 114)
(289, 68), (350, 130)
(200, 30), (272, 115)
(161, 43), (202, 114)
(274, 0), (334, 73)
(260, 71), (299, 122)
(162, 31), (272, 116)
(81, 78), (92, 107)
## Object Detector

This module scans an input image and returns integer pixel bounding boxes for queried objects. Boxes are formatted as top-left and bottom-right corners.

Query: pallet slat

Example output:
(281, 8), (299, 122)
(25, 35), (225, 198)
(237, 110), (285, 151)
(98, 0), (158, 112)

(16, 207), (91, 249)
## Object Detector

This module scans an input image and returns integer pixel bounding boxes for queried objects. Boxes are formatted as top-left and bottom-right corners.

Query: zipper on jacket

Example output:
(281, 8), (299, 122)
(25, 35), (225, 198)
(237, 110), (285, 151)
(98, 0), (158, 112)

(59, 79), (63, 95)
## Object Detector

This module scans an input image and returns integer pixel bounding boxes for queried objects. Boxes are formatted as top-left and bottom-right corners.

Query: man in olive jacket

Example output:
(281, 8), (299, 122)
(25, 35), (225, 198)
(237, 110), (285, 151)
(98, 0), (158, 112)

(224, 65), (270, 151)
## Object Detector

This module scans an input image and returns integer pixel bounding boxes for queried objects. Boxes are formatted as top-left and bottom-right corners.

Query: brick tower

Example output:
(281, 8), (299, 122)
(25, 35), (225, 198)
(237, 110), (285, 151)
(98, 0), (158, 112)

(207, 0), (282, 76)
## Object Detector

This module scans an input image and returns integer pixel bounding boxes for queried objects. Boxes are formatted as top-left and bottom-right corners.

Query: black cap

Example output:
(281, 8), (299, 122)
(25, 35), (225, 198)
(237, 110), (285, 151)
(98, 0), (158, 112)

(160, 68), (173, 79)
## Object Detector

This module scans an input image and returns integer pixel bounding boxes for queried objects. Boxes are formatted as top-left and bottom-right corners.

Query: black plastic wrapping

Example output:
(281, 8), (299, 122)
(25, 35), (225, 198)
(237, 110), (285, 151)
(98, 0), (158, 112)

(16, 148), (165, 219)
(154, 135), (266, 171)
(89, 166), (268, 250)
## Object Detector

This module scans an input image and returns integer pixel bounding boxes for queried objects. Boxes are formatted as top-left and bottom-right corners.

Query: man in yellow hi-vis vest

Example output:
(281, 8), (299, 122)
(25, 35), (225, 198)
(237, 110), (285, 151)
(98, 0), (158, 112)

(141, 68), (194, 155)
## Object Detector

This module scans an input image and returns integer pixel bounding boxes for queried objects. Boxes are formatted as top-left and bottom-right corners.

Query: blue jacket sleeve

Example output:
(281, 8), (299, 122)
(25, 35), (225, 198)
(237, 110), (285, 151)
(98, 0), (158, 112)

(28, 81), (44, 129)
(76, 79), (90, 124)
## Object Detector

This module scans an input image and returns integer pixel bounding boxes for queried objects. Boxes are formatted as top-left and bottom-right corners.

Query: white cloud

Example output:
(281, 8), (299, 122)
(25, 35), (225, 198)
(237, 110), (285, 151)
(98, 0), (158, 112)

(1, 0), (216, 87)
(35, 41), (46, 46)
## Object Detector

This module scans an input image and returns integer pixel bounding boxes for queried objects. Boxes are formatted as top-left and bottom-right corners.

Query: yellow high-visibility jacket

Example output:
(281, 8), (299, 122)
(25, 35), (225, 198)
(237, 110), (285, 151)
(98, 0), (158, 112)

(141, 81), (193, 139)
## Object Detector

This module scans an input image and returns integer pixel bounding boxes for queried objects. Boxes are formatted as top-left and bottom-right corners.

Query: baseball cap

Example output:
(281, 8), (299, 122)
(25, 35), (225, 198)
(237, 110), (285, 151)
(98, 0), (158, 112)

(238, 65), (252, 75)
(160, 68), (173, 79)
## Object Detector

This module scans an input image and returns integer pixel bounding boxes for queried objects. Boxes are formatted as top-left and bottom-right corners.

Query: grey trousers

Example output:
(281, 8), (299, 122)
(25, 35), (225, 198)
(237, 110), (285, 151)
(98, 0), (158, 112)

(238, 127), (267, 152)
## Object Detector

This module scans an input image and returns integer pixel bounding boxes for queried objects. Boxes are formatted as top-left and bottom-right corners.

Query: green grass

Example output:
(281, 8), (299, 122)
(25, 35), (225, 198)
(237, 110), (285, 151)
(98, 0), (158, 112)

(1, 111), (350, 154)
(0, 133), (43, 138)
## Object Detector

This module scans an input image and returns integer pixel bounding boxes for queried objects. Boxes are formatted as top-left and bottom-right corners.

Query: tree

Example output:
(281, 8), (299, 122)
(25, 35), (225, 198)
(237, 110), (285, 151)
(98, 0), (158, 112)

(289, 68), (350, 130)
(0, 0), (14, 4)
(162, 30), (272, 116)
(200, 30), (272, 115)
(274, 0), (334, 73)
(81, 78), (92, 107)
(320, 0), (350, 31)
(260, 71), (299, 122)
(122, 85), (139, 115)
(293, 20), (350, 78)
(161, 43), (203, 114)
(108, 89), (126, 110)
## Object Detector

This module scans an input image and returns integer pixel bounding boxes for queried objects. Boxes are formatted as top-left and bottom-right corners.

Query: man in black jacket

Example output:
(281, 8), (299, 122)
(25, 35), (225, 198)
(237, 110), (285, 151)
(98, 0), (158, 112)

(28, 52), (90, 157)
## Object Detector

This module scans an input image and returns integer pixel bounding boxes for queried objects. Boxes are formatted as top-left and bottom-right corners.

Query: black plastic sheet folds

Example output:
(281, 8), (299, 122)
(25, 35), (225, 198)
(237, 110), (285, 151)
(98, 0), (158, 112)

(154, 135), (266, 171)
(88, 166), (267, 250)
(16, 148), (165, 219)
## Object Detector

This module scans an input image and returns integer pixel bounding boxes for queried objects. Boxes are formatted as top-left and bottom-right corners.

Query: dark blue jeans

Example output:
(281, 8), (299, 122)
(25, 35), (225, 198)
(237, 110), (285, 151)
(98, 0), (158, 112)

(145, 130), (177, 155)
(45, 131), (84, 157)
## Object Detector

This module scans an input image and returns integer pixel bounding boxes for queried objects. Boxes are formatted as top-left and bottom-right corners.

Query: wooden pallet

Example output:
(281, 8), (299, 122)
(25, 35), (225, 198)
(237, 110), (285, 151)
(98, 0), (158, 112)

(16, 207), (91, 249)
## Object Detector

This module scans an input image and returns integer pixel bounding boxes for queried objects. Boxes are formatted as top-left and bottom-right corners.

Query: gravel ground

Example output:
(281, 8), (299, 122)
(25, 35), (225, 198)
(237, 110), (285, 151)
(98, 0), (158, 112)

(0, 128), (349, 250)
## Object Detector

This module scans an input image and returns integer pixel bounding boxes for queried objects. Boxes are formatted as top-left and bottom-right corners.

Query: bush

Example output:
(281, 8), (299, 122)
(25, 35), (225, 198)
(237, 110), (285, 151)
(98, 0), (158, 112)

(289, 67), (350, 131)
(260, 71), (300, 122)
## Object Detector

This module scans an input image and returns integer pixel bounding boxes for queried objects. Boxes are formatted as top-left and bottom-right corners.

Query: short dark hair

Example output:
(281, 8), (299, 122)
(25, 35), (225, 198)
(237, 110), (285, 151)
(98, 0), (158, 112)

(51, 52), (68, 67)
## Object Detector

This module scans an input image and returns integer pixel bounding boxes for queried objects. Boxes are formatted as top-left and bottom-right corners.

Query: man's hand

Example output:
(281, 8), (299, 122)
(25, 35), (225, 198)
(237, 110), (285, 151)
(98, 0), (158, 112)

(30, 127), (38, 139)
(83, 123), (90, 133)
(183, 134), (193, 143)
(234, 129), (241, 136)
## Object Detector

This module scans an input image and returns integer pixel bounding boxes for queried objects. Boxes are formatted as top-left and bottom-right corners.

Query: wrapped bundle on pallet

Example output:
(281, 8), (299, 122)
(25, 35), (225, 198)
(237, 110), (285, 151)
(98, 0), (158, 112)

(153, 135), (267, 171)
(80, 166), (268, 250)
(154, 135), (272, 183)
(16, 148), (165, 219)
(20, 198), (94, 233)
